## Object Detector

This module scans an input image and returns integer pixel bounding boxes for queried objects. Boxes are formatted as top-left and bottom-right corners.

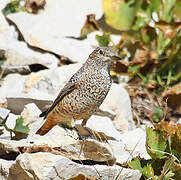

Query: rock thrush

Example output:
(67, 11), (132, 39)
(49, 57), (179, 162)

(36, 47), (121, 135)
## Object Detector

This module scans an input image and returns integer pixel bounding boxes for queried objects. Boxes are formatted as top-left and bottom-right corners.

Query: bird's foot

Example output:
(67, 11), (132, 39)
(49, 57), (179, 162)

(74, 124), (95, 140)
(73, 126), (88, 140)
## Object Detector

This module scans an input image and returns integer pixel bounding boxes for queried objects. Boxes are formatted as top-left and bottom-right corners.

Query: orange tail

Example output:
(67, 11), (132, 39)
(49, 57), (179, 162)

(36, 116), (57, 136)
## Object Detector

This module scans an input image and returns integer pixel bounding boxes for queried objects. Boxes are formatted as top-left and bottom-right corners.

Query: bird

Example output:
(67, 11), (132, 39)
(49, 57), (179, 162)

(36, 47), (121, 135)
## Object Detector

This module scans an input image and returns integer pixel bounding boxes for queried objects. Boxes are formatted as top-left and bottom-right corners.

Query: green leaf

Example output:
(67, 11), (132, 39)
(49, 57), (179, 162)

(128, 157), (142, 172)
(128, 64), (140, 73)
(160, 0), (176, 23)
(128, 65), (140, 73)
(161, 157), (175, 179)
(132, 9), (150, 30)
(0, 116), (29, 139)
(0, 61), (3, 67)
(103, 0), (142, 30)
(163, 171), (175, 180)
(152, 114), (160, 123)
(152, 106), (163, 123)
(2, 0), (25, 16)
(128, 158), (157, 179)
(146, 127), (167, 159)
(173, 0), (181, 21)
(149, 0), (161, 12)
(96, 33), (111, 47)
(13, 117), (29, 135)
(142, 163), (155, 179)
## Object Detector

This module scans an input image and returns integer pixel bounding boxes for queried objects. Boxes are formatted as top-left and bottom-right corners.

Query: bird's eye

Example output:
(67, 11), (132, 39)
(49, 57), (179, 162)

(99, 50), (103, 55)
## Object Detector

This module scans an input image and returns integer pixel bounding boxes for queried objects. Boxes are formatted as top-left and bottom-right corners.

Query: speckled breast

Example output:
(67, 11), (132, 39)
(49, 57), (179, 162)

(58, 69), (111, 119)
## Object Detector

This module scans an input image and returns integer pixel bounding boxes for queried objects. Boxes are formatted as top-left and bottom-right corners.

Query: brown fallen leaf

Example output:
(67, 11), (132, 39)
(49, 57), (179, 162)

(129, 87), (166, 125)
(25, 0), (46, 14)
(80, 14), (100, 38)
(154, 121), (181, 140)
(156, 21), (181, 39)
(162, 82), (181, 111)
(111, 60), (129, 74)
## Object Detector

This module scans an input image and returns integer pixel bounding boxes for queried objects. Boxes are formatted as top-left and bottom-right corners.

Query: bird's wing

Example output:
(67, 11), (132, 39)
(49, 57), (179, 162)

(39, 82), (77, 118)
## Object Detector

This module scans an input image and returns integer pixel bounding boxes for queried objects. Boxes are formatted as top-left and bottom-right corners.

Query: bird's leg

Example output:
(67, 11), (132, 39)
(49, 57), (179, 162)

(73, 126), (87, 140)
(81, 118), (96, 139)
(81, 118), (87, 127)
(73, 118), (94, 140)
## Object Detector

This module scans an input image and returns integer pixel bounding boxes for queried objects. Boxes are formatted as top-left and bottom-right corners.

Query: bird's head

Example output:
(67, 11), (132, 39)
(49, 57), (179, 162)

(88, 47), (121, 67)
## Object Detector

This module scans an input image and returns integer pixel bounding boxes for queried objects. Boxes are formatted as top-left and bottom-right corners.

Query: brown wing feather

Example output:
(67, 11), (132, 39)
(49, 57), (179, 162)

(39, 82), (77, 118)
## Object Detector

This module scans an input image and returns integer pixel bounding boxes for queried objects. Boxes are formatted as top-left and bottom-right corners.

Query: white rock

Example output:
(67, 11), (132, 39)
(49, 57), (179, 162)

(27, 123), (79, 147)
(7, 97), (52, 115)
(0, 107), (10, 120)
(100, 83), (135, 132)
(11, 153), (62, 180)
(105, 128), (151, 164)
(0, 17), (58, 69)
(92, 127), (150, 164)
(0, 113), (19, 139)
(0, 2), (59, 69)
(122, 128), (151, 160)
(0, 63), (78, 96)
(0, 121), (150, 168)
(3, 40), (59, 68)
(110, 34), (121, 45)
(9, 152), (141, 180)
(7, 0), (103, 62)
(0, 7), (17, 50)
(4, 113), (17, 130)
(0, 159), (15, 180)
(0, 73), (26, 98)
(86, 116), (122, 141)
(51, 157), (141, 180)
(60, 139), (116, 163)
(0, 138), (29, 155)
(21, 103), (42, 128)
(0, 0), (11, 10)
(0, 1), (19, 49)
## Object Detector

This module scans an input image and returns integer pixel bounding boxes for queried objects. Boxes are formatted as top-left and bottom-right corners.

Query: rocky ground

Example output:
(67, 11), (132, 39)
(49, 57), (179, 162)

(0, 0), (151, 179)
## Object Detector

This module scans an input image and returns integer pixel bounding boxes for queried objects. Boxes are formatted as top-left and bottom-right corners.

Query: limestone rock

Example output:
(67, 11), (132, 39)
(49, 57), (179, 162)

(0, 159), (14, 180)
(0, 107), (10, 121)
(20, 103), (42, 133)
(121, 128), (151, 160)
(8, 152), (141, 180)
(3, 40), (59, 68)
(85, 116), (122, 141)
(100, 83), (135, 132)
(7, 98), (52, 115)
(0, 1), (59, 69)
(0, 113), (19, 139)
(7, 0), (103, 63)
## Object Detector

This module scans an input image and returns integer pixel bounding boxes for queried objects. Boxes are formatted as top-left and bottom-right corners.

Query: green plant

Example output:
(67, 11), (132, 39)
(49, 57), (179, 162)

(101, 0), (181, 92)
(128, 122), (181, 179)
(0, 117), (30, 139)
(2, 0), (26, 16)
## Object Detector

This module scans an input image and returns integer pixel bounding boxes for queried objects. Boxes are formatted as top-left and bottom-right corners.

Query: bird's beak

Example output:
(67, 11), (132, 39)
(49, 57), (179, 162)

(111, 55), (121, 61)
